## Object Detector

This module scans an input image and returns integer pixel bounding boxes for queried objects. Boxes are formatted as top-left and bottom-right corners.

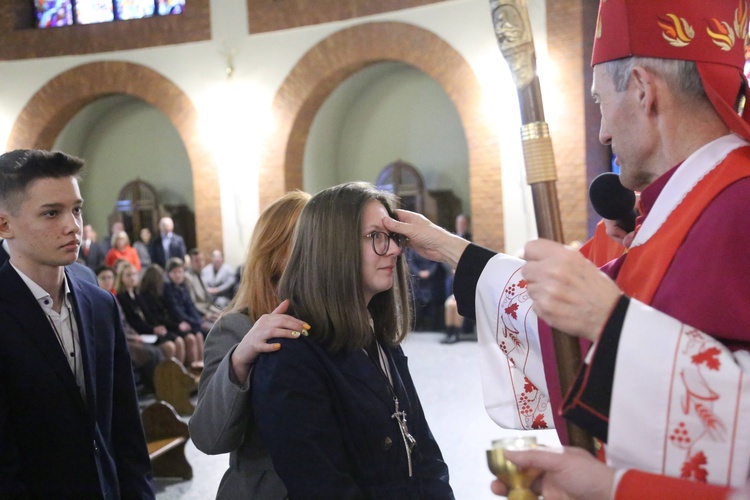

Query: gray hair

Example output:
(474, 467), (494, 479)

(604, 57), (708, 104)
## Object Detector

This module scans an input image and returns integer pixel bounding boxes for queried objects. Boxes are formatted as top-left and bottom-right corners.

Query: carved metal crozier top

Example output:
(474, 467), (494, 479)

(490, 0), (536, 90)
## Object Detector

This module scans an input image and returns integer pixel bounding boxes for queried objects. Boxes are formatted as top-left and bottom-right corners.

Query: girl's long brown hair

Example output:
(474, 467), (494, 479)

(277, 182), (411, 353)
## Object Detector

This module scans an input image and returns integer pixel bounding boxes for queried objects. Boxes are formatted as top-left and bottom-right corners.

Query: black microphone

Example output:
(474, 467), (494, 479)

(588, 172), (637, 233)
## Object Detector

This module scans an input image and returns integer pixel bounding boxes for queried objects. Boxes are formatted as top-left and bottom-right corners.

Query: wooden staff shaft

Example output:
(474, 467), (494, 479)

(530, 186), (595, 453)
(491, 1), (595, 453)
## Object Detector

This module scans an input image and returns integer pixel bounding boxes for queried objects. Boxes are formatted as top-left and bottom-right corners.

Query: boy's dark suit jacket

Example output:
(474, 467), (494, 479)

(0, 262), (154, 498)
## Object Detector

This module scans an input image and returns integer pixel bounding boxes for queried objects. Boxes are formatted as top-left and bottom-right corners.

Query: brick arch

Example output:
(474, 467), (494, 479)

(7, 61), (222, 255)
(262, 21), (504, 250)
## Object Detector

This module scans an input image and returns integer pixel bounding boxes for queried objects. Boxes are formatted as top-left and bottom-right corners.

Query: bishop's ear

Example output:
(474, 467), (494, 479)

(629, 65), (658, 114)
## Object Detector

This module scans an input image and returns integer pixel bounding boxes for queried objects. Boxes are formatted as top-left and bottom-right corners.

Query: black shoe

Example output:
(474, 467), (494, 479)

(440, 333), (459, 344)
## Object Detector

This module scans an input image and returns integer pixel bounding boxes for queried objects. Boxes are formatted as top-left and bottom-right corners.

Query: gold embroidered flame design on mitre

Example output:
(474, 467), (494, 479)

(595, 0), (606, 40)
(734, 1), (749, 53)
(658, 13), (695, 48)
(707, 17), (736, 51)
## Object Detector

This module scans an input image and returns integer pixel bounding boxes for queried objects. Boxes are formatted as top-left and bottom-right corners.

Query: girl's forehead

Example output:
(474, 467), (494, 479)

(363, 200), (387, 217)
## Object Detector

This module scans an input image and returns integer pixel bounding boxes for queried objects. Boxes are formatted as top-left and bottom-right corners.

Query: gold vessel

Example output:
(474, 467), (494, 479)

(486, 436), (541, 500)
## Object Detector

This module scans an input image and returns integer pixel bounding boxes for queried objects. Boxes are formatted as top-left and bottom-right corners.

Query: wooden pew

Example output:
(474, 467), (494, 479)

(153, 357), (197, 416)
(141, 400), (193, 480)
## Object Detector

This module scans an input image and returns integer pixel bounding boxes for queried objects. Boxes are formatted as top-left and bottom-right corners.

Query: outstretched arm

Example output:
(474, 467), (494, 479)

(383, 210), (470, 269)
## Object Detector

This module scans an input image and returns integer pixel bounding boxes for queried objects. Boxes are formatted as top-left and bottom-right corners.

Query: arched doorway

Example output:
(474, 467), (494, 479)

(6, 61), (222, 255)
(262, 21), (505, 251)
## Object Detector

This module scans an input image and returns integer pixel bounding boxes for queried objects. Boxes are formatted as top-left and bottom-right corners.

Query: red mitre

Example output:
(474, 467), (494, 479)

(592, 0), (750, 141)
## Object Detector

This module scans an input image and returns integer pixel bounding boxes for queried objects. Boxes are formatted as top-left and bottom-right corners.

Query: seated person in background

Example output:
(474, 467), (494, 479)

(132, 227), (152, 268)
(105, 230), (141, 271)
(441, 269), (474, 345)
(123, 326), (163, 395)
(442, 289), (463, 345)
(201, 249), (236, 308)
(185, 248), (221, 320)
(139, 265), (202, 368)
(111, 257), (132, 278)
(165, 257), (212, 336)
(440, 214), (474, 344)
(97, 263), (166, 395)
(406, 247), (446, 332)
(190, 190), (311, 499)
(115, 262), (182, 364)
(95, 265), (116, 295)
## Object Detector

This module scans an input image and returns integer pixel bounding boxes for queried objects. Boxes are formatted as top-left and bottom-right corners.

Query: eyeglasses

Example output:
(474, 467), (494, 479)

(364, 231), (408, 256)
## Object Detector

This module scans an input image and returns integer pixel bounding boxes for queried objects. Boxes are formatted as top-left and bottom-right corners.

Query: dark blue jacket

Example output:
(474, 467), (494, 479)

(0, 262), (154, 499)
(164, 281), (205, 333)
(252, 336), (454, 499)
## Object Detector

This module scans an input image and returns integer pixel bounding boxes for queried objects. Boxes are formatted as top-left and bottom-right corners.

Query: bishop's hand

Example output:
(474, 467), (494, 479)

(382, 210), (469, 269)
(522, 238), (622, 342)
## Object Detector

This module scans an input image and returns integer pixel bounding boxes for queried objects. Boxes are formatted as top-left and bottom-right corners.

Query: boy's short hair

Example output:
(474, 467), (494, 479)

(0, 150), (84, 214)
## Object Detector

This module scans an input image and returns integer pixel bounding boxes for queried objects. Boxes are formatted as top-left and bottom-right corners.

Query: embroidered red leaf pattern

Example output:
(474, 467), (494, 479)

(680, 451), (708, 482)
(518, 280), (527, 288)
(524, 377), (537, 394)
(505, 303), (519, 320)
(531, 414), (548, 429)
(691, 347), (722, 370)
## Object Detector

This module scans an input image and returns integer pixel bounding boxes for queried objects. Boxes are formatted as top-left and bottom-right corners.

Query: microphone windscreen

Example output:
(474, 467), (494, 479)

(589, 172), (636, 220)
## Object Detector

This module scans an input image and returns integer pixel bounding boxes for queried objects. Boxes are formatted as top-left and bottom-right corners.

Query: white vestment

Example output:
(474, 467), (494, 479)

(473, 136), (750, 487)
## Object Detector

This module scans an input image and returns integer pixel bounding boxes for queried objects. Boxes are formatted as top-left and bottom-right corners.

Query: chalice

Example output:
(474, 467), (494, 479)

(486, 436), (542, 500)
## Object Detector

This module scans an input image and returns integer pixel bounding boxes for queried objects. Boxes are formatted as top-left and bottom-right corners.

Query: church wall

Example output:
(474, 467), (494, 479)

(0, 0), (593, 264)
(55, 97), (194, 239)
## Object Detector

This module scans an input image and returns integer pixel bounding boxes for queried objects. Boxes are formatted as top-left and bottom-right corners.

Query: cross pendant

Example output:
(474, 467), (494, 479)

(392, 397), (417, 477)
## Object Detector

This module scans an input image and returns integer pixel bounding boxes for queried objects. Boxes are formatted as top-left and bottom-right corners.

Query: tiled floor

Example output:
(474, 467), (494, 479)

(155, 331), (560, 499)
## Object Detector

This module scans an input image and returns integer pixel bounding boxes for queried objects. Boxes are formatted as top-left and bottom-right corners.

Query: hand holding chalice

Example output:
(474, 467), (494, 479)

(487, 436), (542, 500)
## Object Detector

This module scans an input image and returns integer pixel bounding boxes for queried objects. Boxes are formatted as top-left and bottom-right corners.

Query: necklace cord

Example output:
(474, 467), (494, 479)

(366, 339), (417, 477)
